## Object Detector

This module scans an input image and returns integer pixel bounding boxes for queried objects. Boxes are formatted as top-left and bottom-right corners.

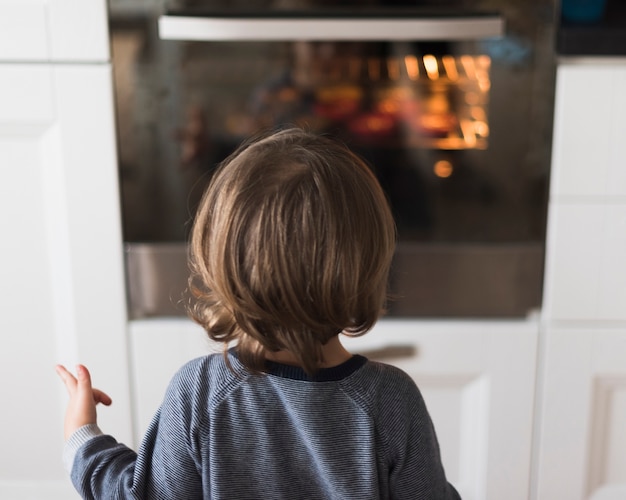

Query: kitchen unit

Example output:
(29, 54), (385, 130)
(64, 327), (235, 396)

(1, 1), (626, 500)
(535, 59), (626, 499)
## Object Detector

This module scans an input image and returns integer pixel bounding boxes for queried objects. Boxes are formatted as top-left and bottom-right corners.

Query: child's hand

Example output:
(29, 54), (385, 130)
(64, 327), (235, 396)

(55, 364), (112, 440)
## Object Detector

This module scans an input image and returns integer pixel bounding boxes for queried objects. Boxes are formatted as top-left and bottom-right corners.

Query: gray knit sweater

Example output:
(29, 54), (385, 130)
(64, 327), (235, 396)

(64, 351), (461, 499)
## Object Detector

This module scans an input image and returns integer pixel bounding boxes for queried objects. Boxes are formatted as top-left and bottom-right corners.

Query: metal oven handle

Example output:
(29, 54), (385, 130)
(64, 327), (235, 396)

(158, 14), (504, 42)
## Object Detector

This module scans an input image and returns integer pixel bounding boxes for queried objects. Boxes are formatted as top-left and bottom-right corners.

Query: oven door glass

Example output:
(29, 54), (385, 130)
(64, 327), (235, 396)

(110, 0), (556, 318)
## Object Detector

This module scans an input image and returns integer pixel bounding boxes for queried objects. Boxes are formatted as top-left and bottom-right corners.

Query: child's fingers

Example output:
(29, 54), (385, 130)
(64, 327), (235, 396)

(75, 364), (92, 389)
(92, 388), (113, 406)
(75, 365), (106, 406)
(56, 364), (112, 405)
(55, 364), (78, 395)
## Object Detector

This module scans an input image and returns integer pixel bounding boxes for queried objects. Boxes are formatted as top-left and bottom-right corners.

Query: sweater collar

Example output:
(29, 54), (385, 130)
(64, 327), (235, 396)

(264, 354), (368, 382)
(229, 348), (367, 382)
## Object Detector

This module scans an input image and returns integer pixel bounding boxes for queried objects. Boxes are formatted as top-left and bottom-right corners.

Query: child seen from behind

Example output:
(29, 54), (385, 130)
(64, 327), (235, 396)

(56, 128), (461, 499)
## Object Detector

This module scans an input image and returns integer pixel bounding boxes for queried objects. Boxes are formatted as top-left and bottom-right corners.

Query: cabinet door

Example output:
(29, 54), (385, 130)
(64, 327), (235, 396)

(0, 64), (131, 498)
(0, 0), (109, 61)
(130, 318), (538, 500)
(543, 63), (626, 322)
(549, 64), (626, 199)
(345, 320), (538, 500)
(536, 327), (626, 500)
(539, 61), (626, 500)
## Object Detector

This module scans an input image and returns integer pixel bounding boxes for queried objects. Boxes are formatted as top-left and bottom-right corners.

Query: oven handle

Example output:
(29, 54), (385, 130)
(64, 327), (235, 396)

(158, 15), (504, 42)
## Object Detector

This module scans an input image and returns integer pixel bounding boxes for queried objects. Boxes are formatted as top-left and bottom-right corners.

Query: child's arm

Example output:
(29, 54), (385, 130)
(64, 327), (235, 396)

(56, 363), (204, 498)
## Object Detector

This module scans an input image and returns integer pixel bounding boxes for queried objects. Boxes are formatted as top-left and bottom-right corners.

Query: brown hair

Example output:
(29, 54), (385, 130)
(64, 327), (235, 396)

(187, 128), (396, 374)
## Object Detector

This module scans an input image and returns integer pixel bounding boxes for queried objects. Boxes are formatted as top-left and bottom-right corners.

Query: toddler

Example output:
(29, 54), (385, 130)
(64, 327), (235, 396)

(56, 128), (461, 499)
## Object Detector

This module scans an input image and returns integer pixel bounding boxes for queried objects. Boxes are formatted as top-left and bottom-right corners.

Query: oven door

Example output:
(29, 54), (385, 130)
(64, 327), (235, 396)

(112, 1), (555, 319)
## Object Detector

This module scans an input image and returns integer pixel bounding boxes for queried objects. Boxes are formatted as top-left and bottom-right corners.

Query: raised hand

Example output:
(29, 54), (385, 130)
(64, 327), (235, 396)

(55, 364), (112, 440)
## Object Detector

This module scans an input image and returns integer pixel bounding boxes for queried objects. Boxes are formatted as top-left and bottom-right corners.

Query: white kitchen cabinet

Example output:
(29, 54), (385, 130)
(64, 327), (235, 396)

(0, 0), (110, 62)
(536, 59), (626, 500)
(549, 63), (626, 200)
(0, 64), (131, 498)
(130, 317), (539, 500)
(543, 201), (626, 321)
(536, 326), (626, 500)
(0, 1), (126, 497)
(542, 61), (626, 323)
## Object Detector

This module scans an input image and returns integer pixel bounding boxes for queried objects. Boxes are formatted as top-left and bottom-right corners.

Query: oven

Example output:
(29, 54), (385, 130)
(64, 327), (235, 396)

(109, 0), (557, 319)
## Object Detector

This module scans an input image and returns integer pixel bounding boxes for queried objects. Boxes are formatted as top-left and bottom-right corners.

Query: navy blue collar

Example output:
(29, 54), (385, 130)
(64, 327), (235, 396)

(229, 348), (368, 382)
(264, 354), (368, 382)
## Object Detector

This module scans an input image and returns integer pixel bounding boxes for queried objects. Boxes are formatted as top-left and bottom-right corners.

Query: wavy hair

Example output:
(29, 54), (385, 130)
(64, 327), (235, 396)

(187, 128), (396, 374)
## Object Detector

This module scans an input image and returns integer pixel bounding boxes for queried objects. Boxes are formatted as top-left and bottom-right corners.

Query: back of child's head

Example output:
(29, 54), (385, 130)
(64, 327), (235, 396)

(188, 127), (396, 374)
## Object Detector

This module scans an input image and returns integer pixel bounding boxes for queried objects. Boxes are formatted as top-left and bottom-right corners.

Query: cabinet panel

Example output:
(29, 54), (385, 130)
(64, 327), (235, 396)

(0, 2), (49, 61)
(50, 64), (131, 439)
(536, 327), (626, 500)
(0, 66), (54, 124)
(551, 64), (626, 199)
(0, 122), (64, 483)
(543, 201), (626, 321)
(48, 0), (110, 61)
(0, 64), (128, 497)
(130, 318), (538, 500)
(0, 0), (109, 62)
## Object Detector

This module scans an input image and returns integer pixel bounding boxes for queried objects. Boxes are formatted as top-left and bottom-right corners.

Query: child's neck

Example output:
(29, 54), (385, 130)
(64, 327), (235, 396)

(264, 335), (352, 369)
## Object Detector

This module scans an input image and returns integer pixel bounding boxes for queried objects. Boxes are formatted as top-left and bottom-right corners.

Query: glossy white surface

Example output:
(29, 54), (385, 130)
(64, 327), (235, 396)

(0, 64), (129, 497)
(543, 201), (626, 321)
(0, 2), (49, 61)
(550, 64), (626, 199)
(0, 66), (54, 123)
(538, 59), (626, 500)
(0, 0), (109, 62)
(536, 326), (626, 500)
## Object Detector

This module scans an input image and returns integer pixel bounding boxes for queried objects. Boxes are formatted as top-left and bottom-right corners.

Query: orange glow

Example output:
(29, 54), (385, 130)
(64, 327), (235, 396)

(404, 55), (419, 80)
(470, 107), (487, 121)
(387, 58), (400, 80)
(474, 121), (489, 137)
(434, 160), (453, 178)
(460, 119), (477, 147)
(465, 92), (481, 106)
(476, 55), (491, 71)
(460, 55), (476, 79)
(442, 56), (459, 81)
(478, 78), (491, 92)
(423, 55), (439, 80)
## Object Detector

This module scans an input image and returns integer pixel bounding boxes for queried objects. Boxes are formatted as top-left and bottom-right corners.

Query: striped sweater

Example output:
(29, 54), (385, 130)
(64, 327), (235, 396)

(64, 351), (461, 499)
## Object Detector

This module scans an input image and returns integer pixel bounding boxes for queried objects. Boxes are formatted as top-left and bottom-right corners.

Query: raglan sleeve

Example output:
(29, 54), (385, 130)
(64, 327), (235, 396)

(383, 368), (462, 500)
(65, 359), (206, 499)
